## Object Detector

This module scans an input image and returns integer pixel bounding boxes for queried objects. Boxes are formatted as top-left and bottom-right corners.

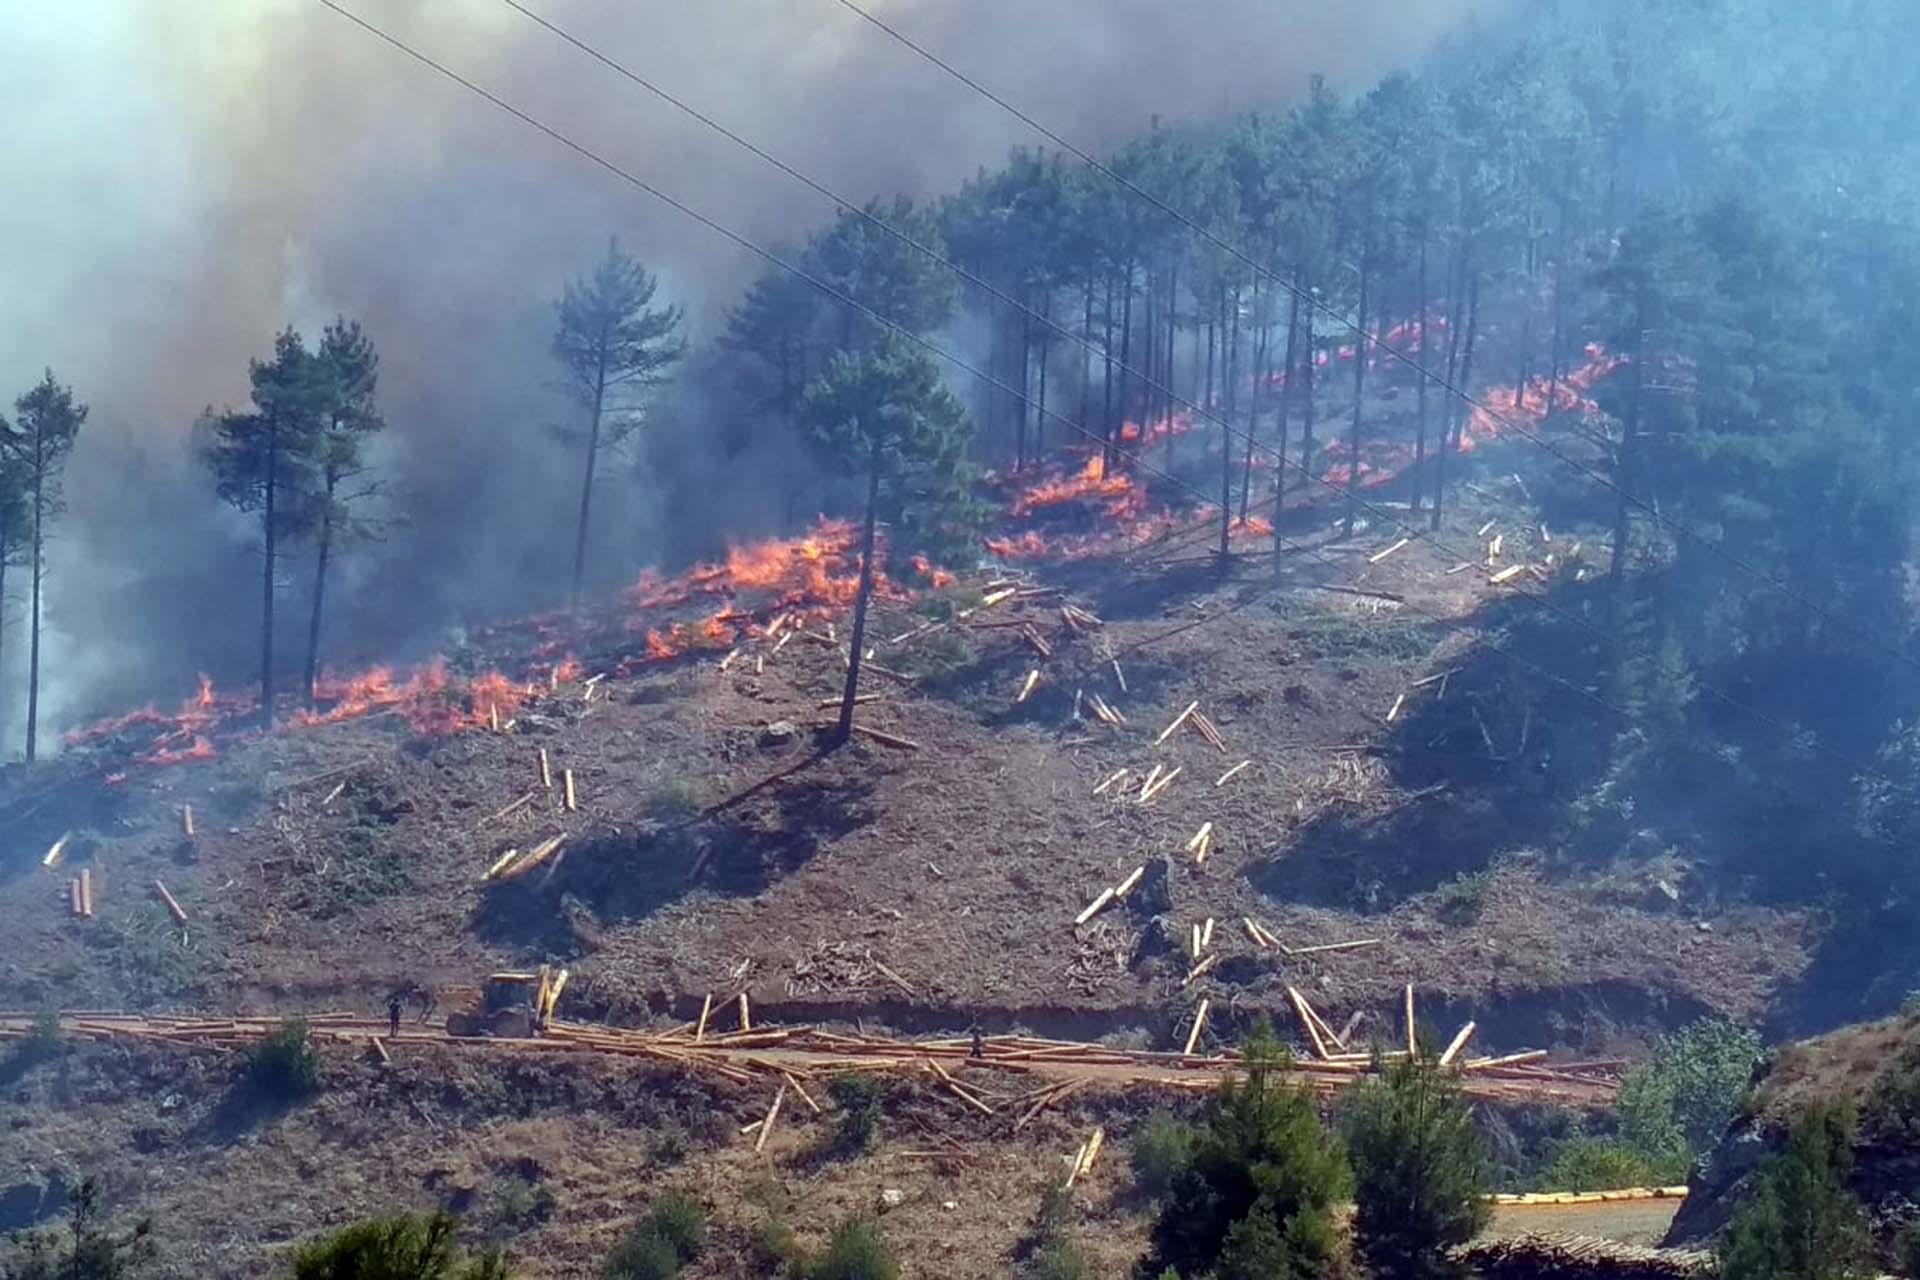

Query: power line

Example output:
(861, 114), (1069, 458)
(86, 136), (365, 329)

(315, 0), (1884, 797)
(481, 0), (1884, 781)
(827, 0), (1920, 680)
(314, 0), (1654, 737)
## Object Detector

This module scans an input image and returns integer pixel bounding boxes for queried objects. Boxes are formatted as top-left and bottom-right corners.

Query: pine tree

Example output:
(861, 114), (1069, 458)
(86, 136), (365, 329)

(287, 1210), (512, 1280)
(302, 318), (385, 707)
(0, 449), (30, 752)
(1142, 1021), (1349, 1280)
(1719, 1102), (1870, 1280)
(1342, 1052), (1493, 1280)
(798, 340), (976, 745)
(204, 330), (323, 728)
(552, 240), (685, 613)
(3, 371), (88, 761)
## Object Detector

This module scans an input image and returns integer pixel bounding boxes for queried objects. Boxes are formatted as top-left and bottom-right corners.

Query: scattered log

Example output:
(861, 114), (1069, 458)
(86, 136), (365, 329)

(1016, 670), (1041, 704)
(1444, 562), (1473, 575)
(754, 1084), (786, 1153)
(42, 832), (71, 868)
(1110, 658), (1127, 693)
(1488, 533), (1504, 560)
(539, 748), (552, 790)
(1386, 693), (1407, 723)
(1112, 866), (1146, 899)
(1405, 986), (1417, 1055)
(1092, 768), (1129, 796)
(737, 993), (751, 1033)
(1191, 711), (1228, 752)
(1200, 918), (1215, 950)
(1215, 760), (1252, 787)
(847, 723), (921, 751)
(181, 806), (196, 839)
(372, 1035), (392, 1064)
(695, 993), (713, 1041)
(79, 868), (93, 919)
(871, 959), (916, 998)
(1488, 565), (1524, 585)
(784, 1071), (822, 1113)
(818, 693), (884, 710)
(1140, 767), (1181, 804)
(1288, 986), (1331, 1060)
(563, 770), (578, 812)
(1243, 918), (1270, 949)
(154, 880), (188, 925)
(1368, 537), (1411, 564)
(1155, 701), (1200, 746)
(1182, 954), (1219, 988)
(1074, 888), (1116, 928)
(1309, 583), (1404, 603)
(1476, 519), (1497, 537)
(1190, 922), (1202, 960)
(1182, 999), (1211, 1057)
(958, 586), (1017, 619)
(859, 660), (915, 685)
(493, 833), (566, 883)
(1021, 625), (1053, 659)
(481, 847), (523, 882)
(1465, 1050), (1549, 1071)
(1066, 1126), (1105, 1188)
(1439, 1021), (1477, 1067)
(1184, 822), (1213, 854)
(1287, 938), (1381, 956)
(476, 790), (536, 830)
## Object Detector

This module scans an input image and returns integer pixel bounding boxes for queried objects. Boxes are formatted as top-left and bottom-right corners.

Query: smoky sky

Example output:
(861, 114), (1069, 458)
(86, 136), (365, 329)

(0, 0), (1515, 745)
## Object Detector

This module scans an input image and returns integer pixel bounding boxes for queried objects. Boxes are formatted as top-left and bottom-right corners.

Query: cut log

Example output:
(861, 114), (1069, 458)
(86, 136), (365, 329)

(154, 880), (188, 924)
(1016, 669), (1041, 704)
(1386, 694), (1406, 723)
(695, 993), (713, 1041)
(1191, 711), (1228, 752)
(1182, 954), (1219, 987)
(754, 1084), (786, 1153)
(563, 770), (578, 812)
(1092, 768), (1130, 797)
(320, 781), (348, 808)
(181, 805), (195, 839)
(737, 993), (751, 1033)
(1140, 767), (1182, 804)
(494, 833), (566, 882)
(1476, 519), (1497, 537)
(1288, 986), (1331, 1060)
(848, 724), (921, 751)
(1287, 938), (1381, 956)
(1112, 866), (1145, 899)
(1215, 760), (1252, 787)
(68, 877), (82, 919)
(1243, 918), (1270, 949)
(481, 847), (523, 882)
(1069, 1126), (1105, 1185)
(817, 693), (884, 710)
(477, 790), (536, 829)
(1182, 999), (1211, 1057)
(1136, 764), (1163, 801)
(1405, 985), (1417, 1055)
(42, 832), (71, 868)
(1184, 822), (1214, 853)
(1368, 537), (1411, 564)
(1439, 1021), (1477, 1066)
(1074, 887), (1117, 927)
(1156, 701), (1200, 745)
(79, 868), (93, 919)
(1488, 565), (1524, 585)
(1200, 918), (1215, 950)
(372, 1035), (392, 1064)
(1021, 626), (1053, 659)
(540, 748), (552, 790)
(1464, 1050), (1549, 1071)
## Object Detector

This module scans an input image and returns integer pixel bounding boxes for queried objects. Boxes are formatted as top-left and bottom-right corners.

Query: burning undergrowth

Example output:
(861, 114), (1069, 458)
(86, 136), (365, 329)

(57, 338), (1623, 783)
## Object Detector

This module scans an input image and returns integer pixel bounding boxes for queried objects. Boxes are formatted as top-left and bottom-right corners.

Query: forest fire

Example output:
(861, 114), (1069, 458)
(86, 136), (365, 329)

(1462, 343), (1624, 451)
(1009, 452), (1148, 521)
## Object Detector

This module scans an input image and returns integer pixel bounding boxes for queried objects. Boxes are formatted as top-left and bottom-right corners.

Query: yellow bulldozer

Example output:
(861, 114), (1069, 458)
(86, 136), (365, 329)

(444, 965), (569, 1038)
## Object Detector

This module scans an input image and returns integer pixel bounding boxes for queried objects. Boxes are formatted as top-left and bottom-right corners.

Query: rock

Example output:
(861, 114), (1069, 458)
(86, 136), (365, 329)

(941, 1200), (958, 1211)
(759, 720), (798, 747)
(1696, 920), (1714, 933)
(878, 1188), (905, 1212)
(1129, 856), (1175, 918)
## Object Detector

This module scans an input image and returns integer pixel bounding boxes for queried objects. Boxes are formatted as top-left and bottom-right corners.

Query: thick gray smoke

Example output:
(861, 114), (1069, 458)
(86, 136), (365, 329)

(0, 0), (1514, 745)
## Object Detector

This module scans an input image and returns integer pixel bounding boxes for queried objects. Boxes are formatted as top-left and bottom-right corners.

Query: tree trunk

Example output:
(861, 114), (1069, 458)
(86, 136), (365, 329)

(1217, 284), (1232, 567)
(1079, 267), (1095, 435)
(834, 448), (884, 746)
(570, 344), (609, 614)
(1100, 272), (1116, 466)
(1413, 230), (1430, 512)
(0, 542), (8, 751)
(1238, 279), (1272, 521)
(1453, 275), (1482, 459)
(1017, 306), (1032, 470)
(304, 472), (338, 707)
(1298, 279), (1316, 494)
(1345, 260), (1371, 538)
(1430, 253), (1468, 532)
(1117, 265), (1135, 467)
(1609, 336), (1645, 596)
(259, 413), (279, 731)
(1035, 292), (1051, 456)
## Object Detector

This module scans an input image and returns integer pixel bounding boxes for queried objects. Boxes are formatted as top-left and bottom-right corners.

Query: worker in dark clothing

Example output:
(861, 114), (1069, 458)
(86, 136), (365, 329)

(387, 994), (403, 1038)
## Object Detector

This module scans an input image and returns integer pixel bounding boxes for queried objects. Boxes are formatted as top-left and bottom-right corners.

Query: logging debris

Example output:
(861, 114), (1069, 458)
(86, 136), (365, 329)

(154, 879), (188, 924)
(1156, 701), (1200, 746)
(1092, 767), (1129, 796)
(1489, 564), (1525, 585)
(1368, 537), (1411, 564)
(563, 769), (578, 812)
(1139, 766), (1181, 804)
(41, 832), (71, 869)
(1182, 999), (1211, 1056)
(1215, 759), (1252, 787)
(1016, 669), (1041, 703)
(181, 806), (195, 839)
(846, 723), (921, 751)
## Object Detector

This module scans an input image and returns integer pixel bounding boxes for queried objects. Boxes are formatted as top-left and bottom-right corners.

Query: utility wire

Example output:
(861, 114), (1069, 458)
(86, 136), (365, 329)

(481, 0), (1883, 778)
(316, 0), (1655, 739)
(828, 0), (1920, 680)
(317, 0), (1884, 796)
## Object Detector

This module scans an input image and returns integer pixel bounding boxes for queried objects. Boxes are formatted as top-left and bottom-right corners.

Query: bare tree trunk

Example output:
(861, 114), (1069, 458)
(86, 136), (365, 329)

(1079, 268), (1095, 435)
(569, 346), (608, 615)
(1452, 275), (1482, 458)
(1413, 230), (1430, 512)
(258, 414), (280, 731)
(1430, 251), (1467, 532)
(1017, 306), (1032, 470)
(1117, 265), (1135, 467)
(1238, 279), (1272, 521)
(1035, 293), (1051, 456)
(1344, 260), (1371, 538)
(1165, 259), (1181, 472)
(1298, 279), (1316, 494)
(1609, 336), (1645, 596)
(1217, 284), (1232, 567)
(303, 473), (338, 707)
(834, 449), (884, 746)
(1100, 272), (1116, 466)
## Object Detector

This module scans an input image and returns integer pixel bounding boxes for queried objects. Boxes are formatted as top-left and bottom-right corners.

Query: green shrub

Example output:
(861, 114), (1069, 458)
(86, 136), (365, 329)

(1343, 1054), (1493, 1280)
(1862, 1042), (1920, 1144)
(1719, 1102), (1870, 1280)
(749, 1216), (806, 1279)
(809, 1217), (898, 1280)
(1619, 1017), (1762, 1169)
(1130, 1110), (1196, 1201)
(1430, 869), (1496, 924)
(646, 779), (699, 820)
(1143, 1021), (1349, 1280)
(640, 1194), (706, 1264)
(248, 1016), (321, 1098)
(287, 1210), (510, 1279)
(1027, 1238), (1089, 1280)
(602, 1233), (678, 1280)
(829, 1073), (884, 1154)
(0, 1178), (154, 1280)
(1541, 1137), (1661, 1192)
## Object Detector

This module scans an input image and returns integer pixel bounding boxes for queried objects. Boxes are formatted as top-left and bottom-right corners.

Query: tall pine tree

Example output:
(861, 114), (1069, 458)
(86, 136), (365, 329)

(4, 371), (87, 761)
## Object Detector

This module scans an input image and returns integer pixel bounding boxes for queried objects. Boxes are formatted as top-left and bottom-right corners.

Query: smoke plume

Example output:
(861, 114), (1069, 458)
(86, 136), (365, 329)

(0, 0), (1514, 744)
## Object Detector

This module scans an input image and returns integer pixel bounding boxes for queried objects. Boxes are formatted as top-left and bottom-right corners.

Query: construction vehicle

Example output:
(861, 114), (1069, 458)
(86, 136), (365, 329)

(444, 965), (568, 1037)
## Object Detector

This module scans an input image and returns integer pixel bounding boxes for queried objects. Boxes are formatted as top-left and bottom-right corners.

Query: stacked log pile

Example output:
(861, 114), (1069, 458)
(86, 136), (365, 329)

(0, 1013), (1619, 1108)
(1461, 1233), (1713, 1280)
